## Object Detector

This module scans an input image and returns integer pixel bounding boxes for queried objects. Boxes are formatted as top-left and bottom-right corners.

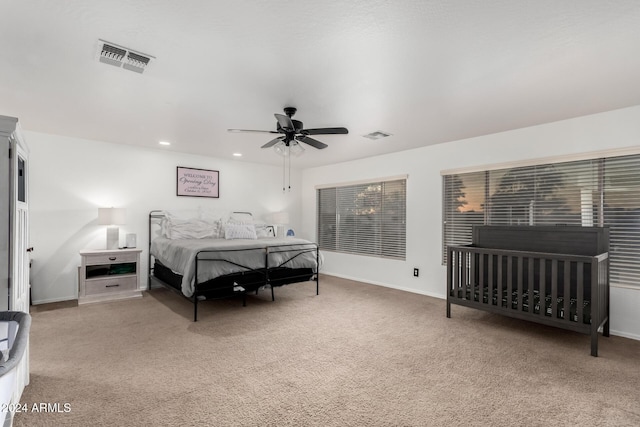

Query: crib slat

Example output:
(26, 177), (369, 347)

(507, 256), (513, 309)
(538, 259), (545, 318)
(551, 259), (558, 318)
(517, 256), (523, 312)
(563, 260), (571, 322)
(488, 254), (494, 306)
(469, 251), (476, 301)
(577, 262), (584, 324)
(497, 255), (503, 307)
(479, 253), (484, 304)
(527, 257), (534, 313)
(453, 250), (460, 297)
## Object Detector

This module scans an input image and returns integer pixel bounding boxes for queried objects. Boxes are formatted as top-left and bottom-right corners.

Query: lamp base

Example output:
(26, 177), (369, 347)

(106, 226), (119, 250)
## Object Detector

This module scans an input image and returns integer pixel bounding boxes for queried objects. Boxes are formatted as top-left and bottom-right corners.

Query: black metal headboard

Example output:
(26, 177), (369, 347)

(472, 225), (609, 256)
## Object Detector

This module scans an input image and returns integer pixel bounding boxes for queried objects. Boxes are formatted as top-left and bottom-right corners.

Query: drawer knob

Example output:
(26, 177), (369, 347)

(106, 284), (120, 288)
(108, 257), (117, 261)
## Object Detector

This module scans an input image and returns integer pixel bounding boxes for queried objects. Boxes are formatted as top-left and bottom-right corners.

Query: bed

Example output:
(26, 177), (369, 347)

(447, 225), (610, 356)
(148, 210), (321, 321)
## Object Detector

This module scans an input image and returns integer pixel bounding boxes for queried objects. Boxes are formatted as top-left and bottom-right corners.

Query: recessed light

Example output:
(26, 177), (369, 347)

(158, 141), (171, 146)
(233, 153), (242, 157)
(363, 131), (392, 140)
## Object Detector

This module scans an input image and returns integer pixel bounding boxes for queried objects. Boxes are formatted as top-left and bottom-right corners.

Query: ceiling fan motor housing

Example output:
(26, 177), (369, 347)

(283, 107), (297, 117)
(277, 119), (304, 133)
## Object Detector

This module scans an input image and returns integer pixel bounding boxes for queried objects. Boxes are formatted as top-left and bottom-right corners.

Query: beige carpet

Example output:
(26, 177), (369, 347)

(14, 275), (640, 426)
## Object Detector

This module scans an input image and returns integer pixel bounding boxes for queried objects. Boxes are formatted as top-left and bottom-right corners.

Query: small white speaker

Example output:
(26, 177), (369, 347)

(126, 233), (137, 248)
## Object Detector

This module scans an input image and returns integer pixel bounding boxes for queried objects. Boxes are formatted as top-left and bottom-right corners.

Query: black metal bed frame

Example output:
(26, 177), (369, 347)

(148, 210), (320, 321)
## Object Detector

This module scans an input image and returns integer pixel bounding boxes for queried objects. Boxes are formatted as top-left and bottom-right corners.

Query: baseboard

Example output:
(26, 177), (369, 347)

(609, 329), (640, 341)
(32, 295), (77, 305)
(321, 272), (445, 300)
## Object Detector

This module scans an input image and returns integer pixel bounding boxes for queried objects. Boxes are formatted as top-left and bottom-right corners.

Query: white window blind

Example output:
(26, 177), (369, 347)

(443, 153), (640, 289)
(488, 160), (599, 227)
(603, 155), (640, 288)
(317, 178), (406, 260)
(442, 172), (485, 263)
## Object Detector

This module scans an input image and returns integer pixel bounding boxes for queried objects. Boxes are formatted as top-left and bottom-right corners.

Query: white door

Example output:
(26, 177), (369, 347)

(10, 132), (30, 398)
(11, 141), (29, 313)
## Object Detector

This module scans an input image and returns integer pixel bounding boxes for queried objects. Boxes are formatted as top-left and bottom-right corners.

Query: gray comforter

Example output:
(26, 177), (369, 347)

(150, 237), (321, 297)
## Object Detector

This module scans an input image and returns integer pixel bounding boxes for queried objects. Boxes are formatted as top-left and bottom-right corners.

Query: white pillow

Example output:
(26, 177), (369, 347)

(161, 210), (199, 238)
(199, 208), (229, 225)
(228, 212), (253, 224)
(167, 218), (219, 240)
(255, 224), (275, 238)
(224, 223), (257, 240)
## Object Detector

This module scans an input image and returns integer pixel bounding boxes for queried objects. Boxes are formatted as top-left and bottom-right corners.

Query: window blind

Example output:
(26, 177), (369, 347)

(603, 155), (640, 288)
(488, 160), (599, 227)
(442, 172), (485, 263)
(317, 179), (406, 260)
(443, 153), (640, 289)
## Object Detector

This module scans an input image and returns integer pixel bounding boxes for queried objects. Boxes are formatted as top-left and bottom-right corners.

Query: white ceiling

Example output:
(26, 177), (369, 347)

(1, 0), (640, 168)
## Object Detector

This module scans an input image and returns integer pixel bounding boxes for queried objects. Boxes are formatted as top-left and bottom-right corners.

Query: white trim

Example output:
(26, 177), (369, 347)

(321, 271), (444, 299)
(314, 174), (408, 190)
(608, 329), (640, 341)
(611, 283), (640, 291)
(32, 295), (78, 305)
(440, 145), (640, 176)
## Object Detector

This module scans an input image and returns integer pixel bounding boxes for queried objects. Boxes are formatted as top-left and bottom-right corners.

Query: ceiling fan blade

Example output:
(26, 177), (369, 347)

(228, 129), (279, 134)
(274, 113), (295, 131)
(301, 127), (349, 135)
(298, 136), (328, 149)
(261, 137), (284, 148)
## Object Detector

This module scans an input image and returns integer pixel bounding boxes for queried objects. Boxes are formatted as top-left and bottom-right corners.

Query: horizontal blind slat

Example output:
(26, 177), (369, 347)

(318, 179), (406, 260)
(443, 154), (640, 289)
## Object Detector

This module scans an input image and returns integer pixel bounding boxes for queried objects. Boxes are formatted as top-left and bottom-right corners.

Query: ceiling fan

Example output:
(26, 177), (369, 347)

(228, 107), (348, 153)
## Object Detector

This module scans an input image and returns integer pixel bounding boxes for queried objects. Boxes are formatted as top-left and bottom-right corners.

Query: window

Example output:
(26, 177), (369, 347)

(442, 153), (640, 289)
(317, 178), (406, 260)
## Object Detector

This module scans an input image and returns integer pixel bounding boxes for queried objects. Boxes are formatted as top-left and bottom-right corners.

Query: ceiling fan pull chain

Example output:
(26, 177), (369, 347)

(282, 155), (286, 192)
(288, 151), (292, 192)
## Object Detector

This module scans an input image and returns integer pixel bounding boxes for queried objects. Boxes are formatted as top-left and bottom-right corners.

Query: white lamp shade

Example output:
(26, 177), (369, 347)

(289, 141), (305, 157)
(273, 141), (288, 157)
(98, 207), (126, 225)
(271, 211), (290, 225)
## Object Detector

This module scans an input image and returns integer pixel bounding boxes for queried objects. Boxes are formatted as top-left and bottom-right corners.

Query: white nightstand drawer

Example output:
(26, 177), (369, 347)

(83, 252), (138, 265)
(79, 248), (142, 304)
(84, 276), (137, 296)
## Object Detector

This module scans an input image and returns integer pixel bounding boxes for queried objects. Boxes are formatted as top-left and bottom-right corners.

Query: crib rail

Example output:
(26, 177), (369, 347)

(447, 245), (609, 356)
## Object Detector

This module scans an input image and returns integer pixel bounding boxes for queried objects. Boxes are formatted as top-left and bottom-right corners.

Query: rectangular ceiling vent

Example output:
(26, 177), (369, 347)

(97, 39), (154, 74)
(363, 131), (392, 140)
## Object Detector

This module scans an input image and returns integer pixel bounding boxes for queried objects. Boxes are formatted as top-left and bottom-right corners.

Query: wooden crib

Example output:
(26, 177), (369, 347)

(447, 225), (610, 356)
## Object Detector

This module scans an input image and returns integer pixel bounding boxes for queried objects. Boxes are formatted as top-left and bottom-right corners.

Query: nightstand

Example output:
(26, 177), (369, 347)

(78, 248), (143, 304)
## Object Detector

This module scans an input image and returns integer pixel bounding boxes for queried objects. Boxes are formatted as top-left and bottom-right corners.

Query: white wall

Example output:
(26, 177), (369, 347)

(301, 105), (640, 341)
(26, 132), (302, 304)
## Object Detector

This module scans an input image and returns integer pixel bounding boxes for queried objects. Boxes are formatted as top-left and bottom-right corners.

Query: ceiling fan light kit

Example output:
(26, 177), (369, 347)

(273, 140), (304, 157)
(228, 107), (348, 191)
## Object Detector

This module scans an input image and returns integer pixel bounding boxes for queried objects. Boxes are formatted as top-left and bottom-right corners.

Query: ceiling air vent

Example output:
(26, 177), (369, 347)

(97, 40), (154, 74)
(363, 131), (392, 140)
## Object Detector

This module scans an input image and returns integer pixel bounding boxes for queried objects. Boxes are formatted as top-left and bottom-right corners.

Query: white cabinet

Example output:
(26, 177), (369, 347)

(0, 114), (30, 420)
(78, 249), (142, 304)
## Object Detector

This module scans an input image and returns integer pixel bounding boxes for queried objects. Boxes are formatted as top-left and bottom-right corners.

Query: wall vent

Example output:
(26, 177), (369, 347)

(363, 131), (392, 140)
(97, 39), (154, 74)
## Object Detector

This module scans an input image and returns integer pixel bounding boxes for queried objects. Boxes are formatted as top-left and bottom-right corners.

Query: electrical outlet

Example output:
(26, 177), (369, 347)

(413, 268), (419, 277)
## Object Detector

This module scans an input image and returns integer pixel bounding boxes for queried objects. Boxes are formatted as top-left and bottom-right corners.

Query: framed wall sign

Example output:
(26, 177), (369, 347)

(176, 166), (219, 198)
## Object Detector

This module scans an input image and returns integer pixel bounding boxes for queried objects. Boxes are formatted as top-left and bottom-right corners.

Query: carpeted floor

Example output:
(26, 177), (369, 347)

(13, 275), (640, 426)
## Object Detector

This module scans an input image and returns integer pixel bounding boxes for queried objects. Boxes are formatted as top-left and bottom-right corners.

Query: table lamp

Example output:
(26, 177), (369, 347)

(271, 211), (290, 238)
(98, 207), (126, 249)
